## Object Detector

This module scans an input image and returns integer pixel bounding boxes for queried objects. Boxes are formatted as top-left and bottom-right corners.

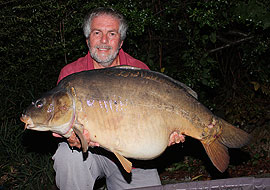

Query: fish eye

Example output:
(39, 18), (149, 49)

(35, 99), (44, 108)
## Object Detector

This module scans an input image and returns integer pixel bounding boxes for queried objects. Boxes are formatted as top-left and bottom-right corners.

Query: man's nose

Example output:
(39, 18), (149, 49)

(101, 34), (108, 44)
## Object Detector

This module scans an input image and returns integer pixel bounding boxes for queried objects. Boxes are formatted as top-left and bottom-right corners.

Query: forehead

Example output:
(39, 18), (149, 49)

(91, 14), (120, 31)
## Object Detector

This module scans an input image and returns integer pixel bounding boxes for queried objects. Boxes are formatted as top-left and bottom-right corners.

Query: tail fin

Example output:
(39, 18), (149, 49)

(202, 119), (251, 172)
(218, 119), (252, 148)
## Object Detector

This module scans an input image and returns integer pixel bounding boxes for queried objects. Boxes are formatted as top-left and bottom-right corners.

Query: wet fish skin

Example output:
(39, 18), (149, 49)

(21, 67), (251, 173)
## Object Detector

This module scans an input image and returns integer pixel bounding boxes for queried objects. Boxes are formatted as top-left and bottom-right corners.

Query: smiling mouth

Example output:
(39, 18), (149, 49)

(96, 45), (112, 51)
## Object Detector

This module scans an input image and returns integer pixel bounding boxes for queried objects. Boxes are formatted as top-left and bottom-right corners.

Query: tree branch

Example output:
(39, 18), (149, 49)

(208, 36), (254, 54)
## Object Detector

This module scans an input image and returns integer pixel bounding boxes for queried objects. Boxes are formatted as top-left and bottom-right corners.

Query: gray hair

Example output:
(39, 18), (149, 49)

(83, 7), (128, 41)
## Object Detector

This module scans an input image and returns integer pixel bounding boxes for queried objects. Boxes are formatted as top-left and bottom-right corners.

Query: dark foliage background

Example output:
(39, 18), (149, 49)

(0, 0), (269, 189)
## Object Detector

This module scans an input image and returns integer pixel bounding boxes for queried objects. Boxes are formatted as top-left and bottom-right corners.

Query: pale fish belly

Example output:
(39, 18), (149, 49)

(79, 96), (173, 159)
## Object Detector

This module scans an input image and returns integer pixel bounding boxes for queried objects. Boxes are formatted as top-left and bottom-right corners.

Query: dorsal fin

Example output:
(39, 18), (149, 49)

(114, 152), (132, 173)
(112, 65), (198, 99)
(174, 80), (198, 99)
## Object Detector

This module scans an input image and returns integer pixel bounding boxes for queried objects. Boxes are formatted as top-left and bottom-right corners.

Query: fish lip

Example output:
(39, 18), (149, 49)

(24, 123), (35, 129)
(20, 114), (34, 129)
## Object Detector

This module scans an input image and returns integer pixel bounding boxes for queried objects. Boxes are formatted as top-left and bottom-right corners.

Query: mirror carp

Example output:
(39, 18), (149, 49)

(21, 66), (251, 173)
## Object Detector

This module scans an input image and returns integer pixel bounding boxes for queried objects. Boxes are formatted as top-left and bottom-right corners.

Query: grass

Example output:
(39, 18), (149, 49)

(0, 118), (56, 189)
(0, 65), (59, 189)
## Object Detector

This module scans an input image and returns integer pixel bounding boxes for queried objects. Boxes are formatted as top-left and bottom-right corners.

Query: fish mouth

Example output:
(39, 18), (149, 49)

(20, 114), (35, 129)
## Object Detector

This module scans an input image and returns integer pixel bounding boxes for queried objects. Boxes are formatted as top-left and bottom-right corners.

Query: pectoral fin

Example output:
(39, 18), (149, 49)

(73, 123), (88, 153)
(114, 152), (132, 173)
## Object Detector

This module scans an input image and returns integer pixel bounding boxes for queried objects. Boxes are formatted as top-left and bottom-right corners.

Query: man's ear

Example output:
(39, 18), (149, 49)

(119, 41), (123, 49)
(86, 38), (90, 47)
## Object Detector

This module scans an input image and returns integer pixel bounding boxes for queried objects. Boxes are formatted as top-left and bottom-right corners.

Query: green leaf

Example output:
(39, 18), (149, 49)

(209, 32), (216, 43)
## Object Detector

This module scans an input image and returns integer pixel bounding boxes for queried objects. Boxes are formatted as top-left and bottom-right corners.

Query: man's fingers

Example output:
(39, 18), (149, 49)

(179, 134), (186, 143)
(53, 131), (83, 148)
(52, 133), (62, 138)
(66, 129), (100, 148)
(67, 132), (81, 148)
(168, 132), (186, 146)
(89, 141), (100, 147)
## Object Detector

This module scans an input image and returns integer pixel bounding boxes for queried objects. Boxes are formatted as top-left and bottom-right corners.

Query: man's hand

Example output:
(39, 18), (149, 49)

(53, 130), (183, 149)
(168, 131), (185, 146)
(52, 129), (99, 149)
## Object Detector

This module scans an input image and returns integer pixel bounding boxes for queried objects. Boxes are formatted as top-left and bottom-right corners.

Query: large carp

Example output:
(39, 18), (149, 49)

(21, 66), (251, 173)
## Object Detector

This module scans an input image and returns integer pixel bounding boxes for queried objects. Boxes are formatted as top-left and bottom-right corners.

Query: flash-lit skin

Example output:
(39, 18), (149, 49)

(53, 14), (185, 148)
(87, 14), (123, 68)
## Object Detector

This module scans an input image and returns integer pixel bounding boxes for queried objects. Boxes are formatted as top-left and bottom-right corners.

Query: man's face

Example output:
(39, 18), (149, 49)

(87, 14), (123, 67)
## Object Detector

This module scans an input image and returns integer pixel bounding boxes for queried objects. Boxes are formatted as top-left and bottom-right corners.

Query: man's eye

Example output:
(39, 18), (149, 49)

(110, 32), (116, 36)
